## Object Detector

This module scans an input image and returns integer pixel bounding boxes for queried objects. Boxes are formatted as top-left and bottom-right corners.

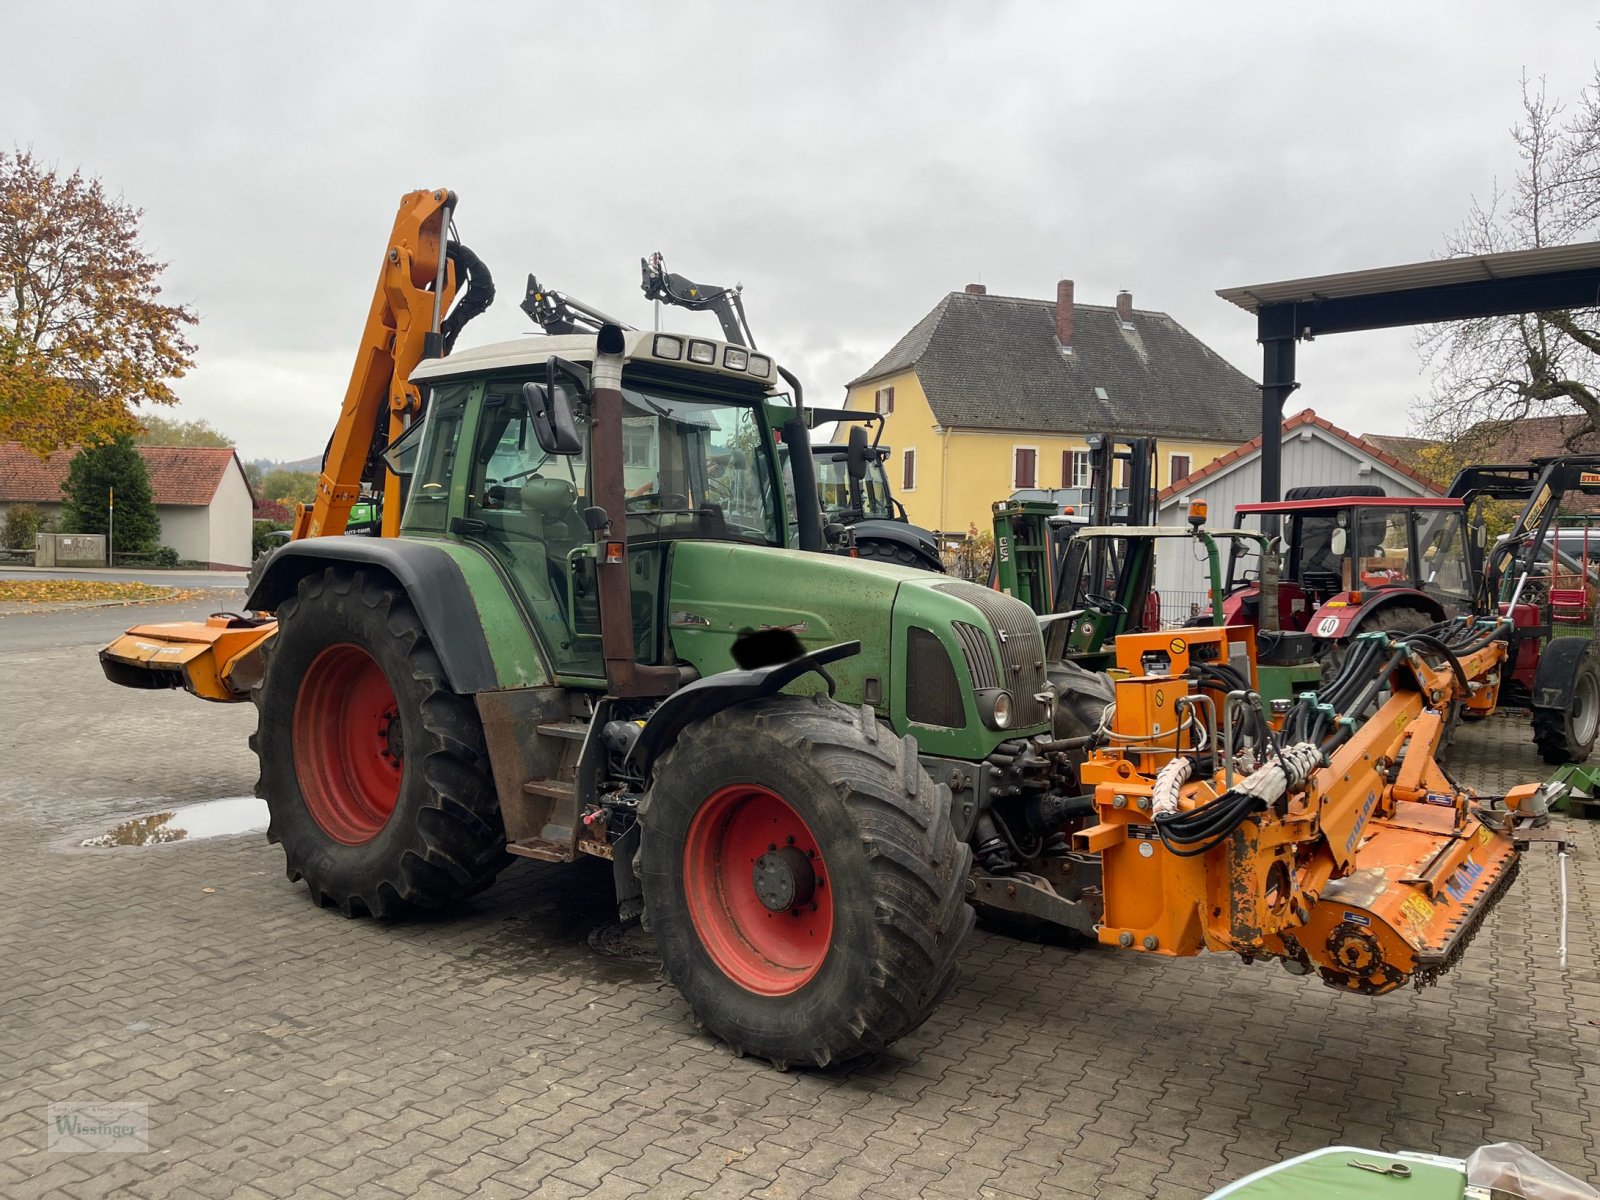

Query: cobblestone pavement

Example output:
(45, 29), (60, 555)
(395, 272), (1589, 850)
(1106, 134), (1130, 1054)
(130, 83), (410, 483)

(2, 603), (1597, 1198)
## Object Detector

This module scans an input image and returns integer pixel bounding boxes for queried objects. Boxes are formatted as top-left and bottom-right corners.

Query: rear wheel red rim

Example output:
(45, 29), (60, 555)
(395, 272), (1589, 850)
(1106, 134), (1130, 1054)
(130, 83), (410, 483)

(292, 644), (403, 845)
(683, 784), (833, 996)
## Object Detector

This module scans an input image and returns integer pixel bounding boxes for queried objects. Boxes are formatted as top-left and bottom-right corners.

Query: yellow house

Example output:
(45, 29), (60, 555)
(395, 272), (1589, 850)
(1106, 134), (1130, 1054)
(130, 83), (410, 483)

(842, 281), (1260, 536)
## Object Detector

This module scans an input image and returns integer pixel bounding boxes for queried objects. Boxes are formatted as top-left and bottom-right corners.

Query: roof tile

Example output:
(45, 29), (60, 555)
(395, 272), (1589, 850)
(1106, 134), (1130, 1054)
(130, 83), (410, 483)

(847, 290), (1260, 442)
(0, 442), (246, 507)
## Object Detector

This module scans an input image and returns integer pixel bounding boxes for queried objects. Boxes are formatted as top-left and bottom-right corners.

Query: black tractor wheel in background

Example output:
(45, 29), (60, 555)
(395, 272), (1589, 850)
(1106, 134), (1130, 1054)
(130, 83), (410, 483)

(855, 538), (945, 573)
(1284, 485), (1388, 501)
(252, 567), (509, 917)
(1533, 652), (1600, 765)
(637, 696), (973, 1068)
(1318, 605), (1433, 689)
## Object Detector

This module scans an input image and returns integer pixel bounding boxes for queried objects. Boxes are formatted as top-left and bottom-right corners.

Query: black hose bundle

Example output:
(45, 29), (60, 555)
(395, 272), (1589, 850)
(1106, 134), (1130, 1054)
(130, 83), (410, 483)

(440, 242), (495, 354)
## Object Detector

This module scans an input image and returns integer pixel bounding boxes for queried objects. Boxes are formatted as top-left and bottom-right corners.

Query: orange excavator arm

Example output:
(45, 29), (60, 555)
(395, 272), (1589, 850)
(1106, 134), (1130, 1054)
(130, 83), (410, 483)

(101, 189), (492, 701)
(297, 187), (488, 540)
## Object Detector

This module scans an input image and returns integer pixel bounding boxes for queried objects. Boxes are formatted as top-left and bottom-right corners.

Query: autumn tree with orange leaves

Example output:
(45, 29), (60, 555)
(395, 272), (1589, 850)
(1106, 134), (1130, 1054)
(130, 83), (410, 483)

(0, 150), (196, 457)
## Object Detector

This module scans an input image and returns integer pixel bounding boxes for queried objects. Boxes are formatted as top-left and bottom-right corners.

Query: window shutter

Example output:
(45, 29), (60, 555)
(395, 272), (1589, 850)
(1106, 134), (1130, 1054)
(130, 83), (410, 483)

(1015, 448), (1036, 489)
(902, 448), (916, 491)
(1061, 450), (1072, 489)
(1170, 454), (1192, 484)
(875, 386), (895, 414)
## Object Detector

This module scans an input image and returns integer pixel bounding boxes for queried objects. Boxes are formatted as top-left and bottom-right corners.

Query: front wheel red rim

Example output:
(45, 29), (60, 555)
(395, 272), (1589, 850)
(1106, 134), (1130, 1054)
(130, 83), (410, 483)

(683, 784), (834, 996)
(292, 644), (403, 845)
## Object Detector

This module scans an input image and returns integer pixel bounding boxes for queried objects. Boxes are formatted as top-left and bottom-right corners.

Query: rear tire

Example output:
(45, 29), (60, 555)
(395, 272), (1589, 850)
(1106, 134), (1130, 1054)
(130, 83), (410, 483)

(855, 538), (944, 573)
(1318, 605), (1432, 689)
(638, 697), (973, 1068)
(1534, 653), (1600, 765)
(252, 567), (509, 917)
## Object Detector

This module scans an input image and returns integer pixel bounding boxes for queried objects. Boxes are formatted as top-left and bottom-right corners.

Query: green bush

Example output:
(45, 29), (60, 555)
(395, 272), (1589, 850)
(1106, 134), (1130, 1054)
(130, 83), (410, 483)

(61, 436), (160, 556)
(2, 504), (43, 550)
(150, 546), (180, 569)
(253, 519), (291, 559)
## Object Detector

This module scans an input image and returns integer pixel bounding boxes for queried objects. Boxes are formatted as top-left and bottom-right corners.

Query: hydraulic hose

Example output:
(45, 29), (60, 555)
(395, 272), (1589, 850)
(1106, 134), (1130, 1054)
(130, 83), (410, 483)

(439, 242), (495, 354)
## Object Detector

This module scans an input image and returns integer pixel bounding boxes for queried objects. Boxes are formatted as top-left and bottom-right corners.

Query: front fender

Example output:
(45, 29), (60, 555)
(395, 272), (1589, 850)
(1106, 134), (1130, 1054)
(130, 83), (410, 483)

(1307, 591), (1445, 640)
(627, 641), (862, 777)
(1532, 635), (1595, 711)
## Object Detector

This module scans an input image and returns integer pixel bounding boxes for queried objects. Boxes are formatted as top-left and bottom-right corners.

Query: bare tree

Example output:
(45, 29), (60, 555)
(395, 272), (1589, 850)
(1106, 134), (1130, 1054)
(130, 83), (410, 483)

(1417, 74), (1600, 448)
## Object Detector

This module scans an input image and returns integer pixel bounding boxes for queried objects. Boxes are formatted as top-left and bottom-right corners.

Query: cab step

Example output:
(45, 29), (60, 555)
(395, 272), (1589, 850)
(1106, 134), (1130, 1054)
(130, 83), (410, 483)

(537, 720), (590, 741)
(507, 837), (571, 862)
(523, 778), (575, 802)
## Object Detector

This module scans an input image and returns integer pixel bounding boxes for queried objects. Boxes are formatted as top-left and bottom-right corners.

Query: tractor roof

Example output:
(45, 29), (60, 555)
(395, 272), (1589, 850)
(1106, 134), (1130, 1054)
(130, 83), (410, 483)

(411, 330), (784, 392)
(1236, 497), (1464, 514)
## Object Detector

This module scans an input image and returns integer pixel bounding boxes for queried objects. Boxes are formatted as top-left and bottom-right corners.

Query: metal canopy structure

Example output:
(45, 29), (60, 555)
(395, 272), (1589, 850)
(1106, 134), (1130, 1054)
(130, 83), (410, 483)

(1218, 241), (1600, 503)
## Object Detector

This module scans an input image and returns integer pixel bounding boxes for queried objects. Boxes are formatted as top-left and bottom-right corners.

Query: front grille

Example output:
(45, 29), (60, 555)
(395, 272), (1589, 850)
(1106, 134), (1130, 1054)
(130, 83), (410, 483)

(906, 626), (964, 728)
(935, 580), (1049, 728)
(952, 621), (1001, 689)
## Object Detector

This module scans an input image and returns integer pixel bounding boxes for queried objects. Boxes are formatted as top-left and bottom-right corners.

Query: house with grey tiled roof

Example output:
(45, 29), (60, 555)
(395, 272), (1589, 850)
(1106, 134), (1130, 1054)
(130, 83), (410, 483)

(841, 280), (1263, 535)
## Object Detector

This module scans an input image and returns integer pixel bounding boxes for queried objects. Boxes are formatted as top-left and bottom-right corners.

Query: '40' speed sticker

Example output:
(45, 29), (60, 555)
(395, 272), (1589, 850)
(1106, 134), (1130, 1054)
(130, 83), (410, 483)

(1316, 616), (1341, 636)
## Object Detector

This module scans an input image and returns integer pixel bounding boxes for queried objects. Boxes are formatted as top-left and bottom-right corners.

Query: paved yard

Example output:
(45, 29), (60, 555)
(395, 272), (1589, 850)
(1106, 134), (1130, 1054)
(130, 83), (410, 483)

(1, 600), (1597, 1198)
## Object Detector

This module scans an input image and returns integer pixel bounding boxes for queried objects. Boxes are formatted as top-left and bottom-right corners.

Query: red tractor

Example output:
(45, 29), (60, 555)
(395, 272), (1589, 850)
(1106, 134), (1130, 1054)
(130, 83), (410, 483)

(1220, 465), (1600, 763)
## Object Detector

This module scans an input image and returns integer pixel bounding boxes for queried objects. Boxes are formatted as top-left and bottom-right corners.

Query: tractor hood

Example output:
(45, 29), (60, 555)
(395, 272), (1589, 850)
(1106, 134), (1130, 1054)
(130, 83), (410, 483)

(666, 542), (1049, 759)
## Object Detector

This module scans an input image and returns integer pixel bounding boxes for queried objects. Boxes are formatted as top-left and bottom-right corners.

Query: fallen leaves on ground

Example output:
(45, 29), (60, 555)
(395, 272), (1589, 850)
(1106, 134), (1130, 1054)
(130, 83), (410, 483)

(0, 579), (194, 605)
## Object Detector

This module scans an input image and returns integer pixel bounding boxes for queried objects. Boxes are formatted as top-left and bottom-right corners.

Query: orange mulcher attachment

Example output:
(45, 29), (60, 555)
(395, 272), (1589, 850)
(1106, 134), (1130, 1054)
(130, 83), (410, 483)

(1076, 618), (1545, 995)
(100, 614), (277, 702)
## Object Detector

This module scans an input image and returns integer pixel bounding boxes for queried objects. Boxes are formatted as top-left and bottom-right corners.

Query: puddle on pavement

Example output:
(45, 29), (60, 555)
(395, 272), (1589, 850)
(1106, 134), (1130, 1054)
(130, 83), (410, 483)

(81, 796), (268, 847)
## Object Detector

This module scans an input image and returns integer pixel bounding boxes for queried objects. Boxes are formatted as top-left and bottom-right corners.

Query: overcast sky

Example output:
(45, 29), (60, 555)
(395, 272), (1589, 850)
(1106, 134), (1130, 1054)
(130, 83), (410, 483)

(5, 2), (1598, 461)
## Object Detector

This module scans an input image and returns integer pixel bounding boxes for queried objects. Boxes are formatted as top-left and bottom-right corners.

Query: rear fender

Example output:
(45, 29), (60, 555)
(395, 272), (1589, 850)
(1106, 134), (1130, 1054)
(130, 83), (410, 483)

(627, 641), (861, 777)
(1307, 591), (1444, 640)
(248, 538), (499, 695)
(1531, 635), (1595, 711)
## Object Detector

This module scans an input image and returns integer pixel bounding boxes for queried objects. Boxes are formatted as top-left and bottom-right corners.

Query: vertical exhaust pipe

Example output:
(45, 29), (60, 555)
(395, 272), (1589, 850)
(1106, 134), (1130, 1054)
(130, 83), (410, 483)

(590, 325), (678, 698)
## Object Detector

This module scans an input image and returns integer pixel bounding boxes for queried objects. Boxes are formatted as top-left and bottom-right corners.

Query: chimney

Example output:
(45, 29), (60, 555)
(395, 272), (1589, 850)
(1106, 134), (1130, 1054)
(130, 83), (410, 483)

(1056, 279), (1074, 349)
(1116, 289), (1133, 324)
(964, 283), (987, 295)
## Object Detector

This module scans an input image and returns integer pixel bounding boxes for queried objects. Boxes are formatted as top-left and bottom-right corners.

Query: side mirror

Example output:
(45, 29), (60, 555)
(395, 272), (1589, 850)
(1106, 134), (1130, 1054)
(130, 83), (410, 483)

(846, 425), (870, 483)
(1330, 528), (1348, 557)
(524, 380), (582, 455)
(1471, 523), (1487, 549)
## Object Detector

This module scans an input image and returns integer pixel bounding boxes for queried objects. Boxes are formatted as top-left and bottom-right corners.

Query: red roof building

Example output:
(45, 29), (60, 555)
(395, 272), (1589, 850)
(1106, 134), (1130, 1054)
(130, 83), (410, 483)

(0, 442), (257, 569)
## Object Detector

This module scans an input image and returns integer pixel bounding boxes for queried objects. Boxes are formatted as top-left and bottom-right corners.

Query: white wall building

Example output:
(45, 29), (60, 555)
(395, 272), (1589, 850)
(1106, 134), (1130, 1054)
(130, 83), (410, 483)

(1151, 409), (1439, 624)
(0, 443), (256, 569)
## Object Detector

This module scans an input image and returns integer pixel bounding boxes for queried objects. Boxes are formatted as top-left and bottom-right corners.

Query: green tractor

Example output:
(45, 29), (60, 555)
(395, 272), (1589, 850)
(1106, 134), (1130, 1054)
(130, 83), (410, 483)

(239, 324), (1084, 1067)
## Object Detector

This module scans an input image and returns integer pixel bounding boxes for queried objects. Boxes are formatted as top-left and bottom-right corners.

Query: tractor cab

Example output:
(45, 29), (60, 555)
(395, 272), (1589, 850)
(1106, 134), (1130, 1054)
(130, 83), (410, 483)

(1230, 497), (1473, 641)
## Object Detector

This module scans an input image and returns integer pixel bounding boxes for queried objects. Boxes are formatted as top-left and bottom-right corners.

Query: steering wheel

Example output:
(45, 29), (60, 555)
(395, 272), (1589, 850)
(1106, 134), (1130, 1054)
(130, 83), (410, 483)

(1082, 592), (1129, 616)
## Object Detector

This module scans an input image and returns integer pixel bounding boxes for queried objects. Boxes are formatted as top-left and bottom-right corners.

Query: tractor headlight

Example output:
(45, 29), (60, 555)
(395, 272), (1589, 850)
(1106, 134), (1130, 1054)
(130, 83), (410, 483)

(976, 689), (1013, 730)
(748, 353), (772, 378)
(653, 334), (684, 360)
(688, 340), (717, 365)
(723, 346), (749, 371)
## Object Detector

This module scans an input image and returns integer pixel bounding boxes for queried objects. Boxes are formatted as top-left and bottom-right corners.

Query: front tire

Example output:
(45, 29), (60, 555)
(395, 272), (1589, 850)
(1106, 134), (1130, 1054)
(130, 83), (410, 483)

(638, 697), (973, 1068)
(1534, 652), (1600, 765)
(252, 567), (509, 917)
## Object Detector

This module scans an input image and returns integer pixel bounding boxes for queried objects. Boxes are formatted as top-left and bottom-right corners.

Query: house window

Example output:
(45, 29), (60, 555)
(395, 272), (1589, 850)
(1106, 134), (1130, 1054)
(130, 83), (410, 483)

(901, 447), (917, 492)
(1013, 447), (1038, 490)
(1066, 450), (1091, 488)
(1169, 454), (1192, 485)
(875, 386), (895, 415)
